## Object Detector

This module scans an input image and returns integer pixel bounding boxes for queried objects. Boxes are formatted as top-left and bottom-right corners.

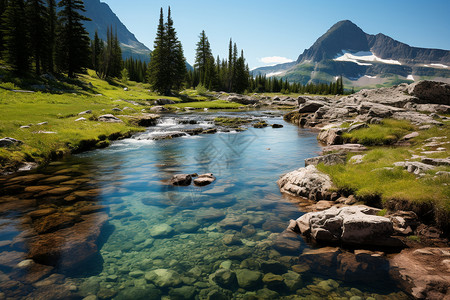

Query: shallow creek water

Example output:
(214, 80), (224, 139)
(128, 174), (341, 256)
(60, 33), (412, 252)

(0, 111), (410, 299)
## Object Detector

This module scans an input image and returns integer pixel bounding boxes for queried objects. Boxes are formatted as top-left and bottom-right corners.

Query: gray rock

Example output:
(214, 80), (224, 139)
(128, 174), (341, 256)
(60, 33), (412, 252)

(317, 127), (344, 145)
(78, 110), (92, 115)
(346, 123), (369, 132)
(298, 101), (326, 113)
(421, 157), (450, 166)
(393, 161), (435, 175)
(322, 144), (367, 154)
(98, 114), (122, 123)
(112, 107), (122, 112)
(408, 80), (450, 105)
(277, 165), (334, 200)
(305, 153), (346, 167)
(0, 137), (23, 147)
(296, 206), (401, 247)
(75, 117), (87, 122)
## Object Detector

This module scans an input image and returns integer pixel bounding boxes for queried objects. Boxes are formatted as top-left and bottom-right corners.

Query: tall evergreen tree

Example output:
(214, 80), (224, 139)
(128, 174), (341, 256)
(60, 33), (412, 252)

(27, 0), (47, 74)
(91, 30), (101, 74)
(45, 0), (57, 73)
(148, 7), (186, 95)
(147, 8), (166, 93)
(2, 0), (29, 73)
(56, 0), (91, 77)
(0, 0), (8, 58)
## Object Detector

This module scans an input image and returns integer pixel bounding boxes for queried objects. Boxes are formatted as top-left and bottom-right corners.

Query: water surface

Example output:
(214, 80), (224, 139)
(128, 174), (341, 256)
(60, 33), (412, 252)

(0, 111), (410, 299)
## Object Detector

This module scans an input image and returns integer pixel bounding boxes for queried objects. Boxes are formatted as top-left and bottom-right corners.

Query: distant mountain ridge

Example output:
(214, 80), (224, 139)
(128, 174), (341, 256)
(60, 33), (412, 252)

(254, 20), (450, 88)
(82, 0), (151, 62)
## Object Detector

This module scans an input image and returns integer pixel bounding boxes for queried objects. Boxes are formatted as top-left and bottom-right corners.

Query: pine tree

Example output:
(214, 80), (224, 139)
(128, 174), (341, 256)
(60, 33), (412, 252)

(91, 30), (102, 74)
(27, 0), (48, 74)
(147, 8), (167, 94)
(46, 0), (57, 73)
(56, 0), (91, 77)
(2, 0), (29, 73)
(0, 0), (8, 58)
(148, 7), (186, 95)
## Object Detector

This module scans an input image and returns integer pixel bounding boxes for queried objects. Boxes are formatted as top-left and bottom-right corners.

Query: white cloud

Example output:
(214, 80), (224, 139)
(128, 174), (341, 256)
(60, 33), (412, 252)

(259, 56), (294, 66)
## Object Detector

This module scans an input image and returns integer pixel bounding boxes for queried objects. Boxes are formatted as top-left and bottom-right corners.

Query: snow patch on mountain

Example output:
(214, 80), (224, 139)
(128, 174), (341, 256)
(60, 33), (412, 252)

(334, 50), (402, 66)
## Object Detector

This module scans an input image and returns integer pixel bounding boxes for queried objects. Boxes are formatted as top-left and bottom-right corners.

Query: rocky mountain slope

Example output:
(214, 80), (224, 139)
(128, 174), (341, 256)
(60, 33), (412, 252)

(82, 0), (151, 62)
(254, 20), (450, 88)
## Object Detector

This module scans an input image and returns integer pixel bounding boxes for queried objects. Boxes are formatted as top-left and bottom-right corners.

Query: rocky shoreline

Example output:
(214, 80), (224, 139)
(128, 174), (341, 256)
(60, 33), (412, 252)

(277, 80), (450, 299)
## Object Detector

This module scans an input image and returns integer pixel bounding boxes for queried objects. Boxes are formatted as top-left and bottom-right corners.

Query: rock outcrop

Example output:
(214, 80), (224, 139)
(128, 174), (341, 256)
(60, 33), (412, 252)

(277, 165), (334, 200)
(293, 206), (403, 247)
(287, 81), (449, 128)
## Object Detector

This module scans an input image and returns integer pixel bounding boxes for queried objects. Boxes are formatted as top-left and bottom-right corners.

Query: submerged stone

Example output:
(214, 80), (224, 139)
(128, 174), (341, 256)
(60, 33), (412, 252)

(235, 269), (263, 290)
(149, 224), (174, 238)
(145, 269), (181, 288)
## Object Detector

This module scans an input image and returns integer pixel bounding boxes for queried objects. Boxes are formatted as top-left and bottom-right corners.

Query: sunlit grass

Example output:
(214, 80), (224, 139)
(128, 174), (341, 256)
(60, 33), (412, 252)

(342, 119), (416, 145)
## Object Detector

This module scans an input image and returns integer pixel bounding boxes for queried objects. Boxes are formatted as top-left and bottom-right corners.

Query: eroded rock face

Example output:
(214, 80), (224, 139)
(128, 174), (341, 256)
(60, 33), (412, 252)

(28, 212), (108, 271)
(277, 165), (334, 200)
(295, 206), (402, 247)
(390, 247), (450, 300)
(408, 80), (450, 105)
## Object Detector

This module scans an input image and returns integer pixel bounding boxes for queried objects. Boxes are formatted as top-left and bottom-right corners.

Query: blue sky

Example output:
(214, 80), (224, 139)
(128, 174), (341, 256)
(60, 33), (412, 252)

(102, 0), (450, 69)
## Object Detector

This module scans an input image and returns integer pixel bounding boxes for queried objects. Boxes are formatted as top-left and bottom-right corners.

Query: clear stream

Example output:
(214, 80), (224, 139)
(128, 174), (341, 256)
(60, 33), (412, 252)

(0, 111), (410, 299)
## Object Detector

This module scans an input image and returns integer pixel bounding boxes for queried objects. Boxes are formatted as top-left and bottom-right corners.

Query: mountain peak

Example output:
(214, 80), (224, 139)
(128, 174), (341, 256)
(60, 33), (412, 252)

(297, 20), (369, 62)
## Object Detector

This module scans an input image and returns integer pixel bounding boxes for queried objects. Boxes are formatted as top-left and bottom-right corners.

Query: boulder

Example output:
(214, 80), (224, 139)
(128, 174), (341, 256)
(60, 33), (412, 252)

(298, 101), (325, 113)
(0, 137), (23, 147)
(170, 174), (192, 186)
(277, 165), (334, 200)
(271, 124), (283, 128)
(98, 114), (122, 123)
(317, 128), (343, 145)
(193, 173), (216, 186)
(28, 212), (108, 270)
(78, 110), (92, 115)
(304, 153), (346, 167)
(408, 80), (450, 105)
(295, 206), (402, 247)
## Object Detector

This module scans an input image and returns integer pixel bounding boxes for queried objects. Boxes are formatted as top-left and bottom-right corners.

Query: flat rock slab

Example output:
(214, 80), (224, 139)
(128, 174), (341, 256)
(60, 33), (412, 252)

(390, 247), (450, 300)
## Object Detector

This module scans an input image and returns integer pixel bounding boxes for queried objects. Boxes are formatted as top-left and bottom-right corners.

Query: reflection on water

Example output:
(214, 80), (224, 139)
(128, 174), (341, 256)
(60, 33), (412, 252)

(0, 112), (410, 299)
